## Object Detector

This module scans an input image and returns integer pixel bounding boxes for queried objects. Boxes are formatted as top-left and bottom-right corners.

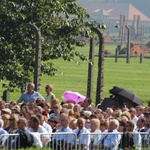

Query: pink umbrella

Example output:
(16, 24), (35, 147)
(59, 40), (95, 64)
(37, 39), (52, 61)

(62, 91), (86, 104)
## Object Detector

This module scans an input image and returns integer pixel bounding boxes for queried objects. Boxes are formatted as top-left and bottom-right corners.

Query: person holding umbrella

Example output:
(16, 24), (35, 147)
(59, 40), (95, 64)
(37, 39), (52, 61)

(125, 101), (137, 109)
(109, 86), (143, 109)
(81, 97), (92, 111)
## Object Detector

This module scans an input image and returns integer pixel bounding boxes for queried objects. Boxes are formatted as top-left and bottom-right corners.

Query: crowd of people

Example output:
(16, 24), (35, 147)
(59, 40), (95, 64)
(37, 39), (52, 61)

(0, 82), (150, 150)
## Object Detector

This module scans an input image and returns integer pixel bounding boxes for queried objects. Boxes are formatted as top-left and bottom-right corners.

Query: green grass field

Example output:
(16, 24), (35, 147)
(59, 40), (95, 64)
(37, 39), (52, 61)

(0, 44), (150, 106)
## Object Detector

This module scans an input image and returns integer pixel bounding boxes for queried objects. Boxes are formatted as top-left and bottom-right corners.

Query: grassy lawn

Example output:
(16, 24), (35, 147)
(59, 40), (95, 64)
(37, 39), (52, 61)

(0, 44), (150, 106)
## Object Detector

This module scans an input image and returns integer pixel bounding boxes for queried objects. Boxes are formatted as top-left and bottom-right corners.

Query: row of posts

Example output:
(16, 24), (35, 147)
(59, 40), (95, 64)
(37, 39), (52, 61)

(86, 25), (144, 107)
(115, 45), (144, 63)
(1, 24), (143, 105)
(86, 27), (105, 106)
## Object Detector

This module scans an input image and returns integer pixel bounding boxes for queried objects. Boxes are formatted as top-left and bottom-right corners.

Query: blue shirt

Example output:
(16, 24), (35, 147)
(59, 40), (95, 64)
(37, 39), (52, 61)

(17, 91), (44, 103)
(74, 127), (90, 145)
(53, 126), (74, 144)
(97, 129), (121, 150)
(74, 127), (91, 150)
(0, 128), (8, 143)
(0, 128), (7, 136)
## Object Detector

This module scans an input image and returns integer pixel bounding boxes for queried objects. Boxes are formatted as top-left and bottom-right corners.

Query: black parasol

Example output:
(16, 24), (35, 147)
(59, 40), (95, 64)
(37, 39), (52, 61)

(109, 86), (143, 106)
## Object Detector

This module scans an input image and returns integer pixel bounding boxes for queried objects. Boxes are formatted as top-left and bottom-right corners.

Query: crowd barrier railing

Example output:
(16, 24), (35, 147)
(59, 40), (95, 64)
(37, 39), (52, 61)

(0, 134), (19, 150)
(0, 132), (150, 150)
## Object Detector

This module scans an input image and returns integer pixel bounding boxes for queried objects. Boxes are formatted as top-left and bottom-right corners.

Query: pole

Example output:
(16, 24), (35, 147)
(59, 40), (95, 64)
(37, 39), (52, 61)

(91, 27), (105, 106)
(140, 54), (143, 63)
(115, 48), (118, 63)
(26, 23), (42, 91)
(125, 25), (130, 63)
(121, 25), (124, 46)
(86, 38), (94, 99)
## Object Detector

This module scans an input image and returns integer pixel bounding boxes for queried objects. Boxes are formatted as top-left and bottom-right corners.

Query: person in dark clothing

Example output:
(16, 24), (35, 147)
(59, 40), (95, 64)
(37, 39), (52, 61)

(119, 120), (141, 150)
(13, 118), (34, 149)
(4, 117), (34, 149)
(47, 118), (58, 133)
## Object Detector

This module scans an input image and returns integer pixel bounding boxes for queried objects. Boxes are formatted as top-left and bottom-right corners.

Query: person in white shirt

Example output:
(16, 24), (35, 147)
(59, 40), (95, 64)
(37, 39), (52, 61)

(36, 114), (52, 133)
(136, 106), (144, 119)
(73, 118), (90, 150)
(81, 97), (92, 111)
(28, 115), (51, 147)
(136, 117), (146, 132)
(129, 107), (139, 128)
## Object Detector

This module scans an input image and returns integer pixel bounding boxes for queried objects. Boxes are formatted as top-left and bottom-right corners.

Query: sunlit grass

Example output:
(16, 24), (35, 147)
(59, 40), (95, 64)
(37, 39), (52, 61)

(0, 45), (150, 106)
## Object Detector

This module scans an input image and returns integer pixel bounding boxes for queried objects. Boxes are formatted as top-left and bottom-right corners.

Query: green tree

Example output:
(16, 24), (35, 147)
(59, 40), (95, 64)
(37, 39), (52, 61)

(0, 0), (95, 92)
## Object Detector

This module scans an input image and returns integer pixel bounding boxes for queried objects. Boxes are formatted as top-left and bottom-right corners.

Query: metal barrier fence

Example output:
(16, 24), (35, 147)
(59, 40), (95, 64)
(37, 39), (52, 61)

(0, 132), (150, 150)
(0, 134), (20, 149)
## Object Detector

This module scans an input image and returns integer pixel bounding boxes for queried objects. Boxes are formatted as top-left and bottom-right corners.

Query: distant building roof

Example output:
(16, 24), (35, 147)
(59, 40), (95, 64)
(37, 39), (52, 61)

(93, 8), (112, 16)
(128, 4), (150, 21)
(79, 2), (150, 22)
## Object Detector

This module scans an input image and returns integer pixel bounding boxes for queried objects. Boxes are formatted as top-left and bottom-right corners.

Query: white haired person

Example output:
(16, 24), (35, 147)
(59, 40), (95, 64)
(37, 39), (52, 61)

(96, 119), (121, 150)
(17, 83), (45, 104)
(89, 118), (101, 149)
(73, 118), (90, 150)
(105, 107), (113, 120)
